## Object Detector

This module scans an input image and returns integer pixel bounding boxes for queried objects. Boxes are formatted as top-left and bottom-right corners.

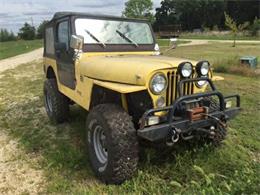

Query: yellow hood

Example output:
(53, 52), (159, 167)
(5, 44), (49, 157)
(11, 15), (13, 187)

(79, 55), (198, 85)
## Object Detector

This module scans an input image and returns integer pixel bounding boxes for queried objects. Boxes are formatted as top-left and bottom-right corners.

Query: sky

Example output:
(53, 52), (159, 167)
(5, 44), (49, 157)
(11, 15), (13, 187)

(0, 0), (162, 34)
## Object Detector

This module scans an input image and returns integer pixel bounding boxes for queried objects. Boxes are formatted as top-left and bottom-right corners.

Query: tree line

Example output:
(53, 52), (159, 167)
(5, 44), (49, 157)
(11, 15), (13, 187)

(0, 20), (48, 42)
(123, 0), (259, 33)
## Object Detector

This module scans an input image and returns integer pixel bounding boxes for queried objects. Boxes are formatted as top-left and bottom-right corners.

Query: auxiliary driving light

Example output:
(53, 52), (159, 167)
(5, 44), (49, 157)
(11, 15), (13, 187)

(196, 61), (210, 76)
(225, 100), (232, 108)
(178, 62), (193, 78)
(147, 116), (160, 126)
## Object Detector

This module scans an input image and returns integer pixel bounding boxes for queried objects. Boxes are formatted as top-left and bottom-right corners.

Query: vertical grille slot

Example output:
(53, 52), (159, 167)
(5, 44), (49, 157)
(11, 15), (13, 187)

(166, 70), (194, 105)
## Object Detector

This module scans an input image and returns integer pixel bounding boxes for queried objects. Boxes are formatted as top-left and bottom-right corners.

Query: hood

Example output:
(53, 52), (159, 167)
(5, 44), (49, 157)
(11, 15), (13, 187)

(79, 55), (198, 85)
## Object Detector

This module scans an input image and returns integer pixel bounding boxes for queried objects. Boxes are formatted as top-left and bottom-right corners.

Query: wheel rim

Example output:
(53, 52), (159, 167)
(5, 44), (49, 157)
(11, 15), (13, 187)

(45, 91), (53, 113)
(93, 125), (108, 164)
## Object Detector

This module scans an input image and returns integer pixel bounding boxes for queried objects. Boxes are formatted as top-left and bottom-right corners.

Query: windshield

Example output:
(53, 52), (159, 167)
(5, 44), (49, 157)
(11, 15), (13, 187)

(75, 18), (154, 45)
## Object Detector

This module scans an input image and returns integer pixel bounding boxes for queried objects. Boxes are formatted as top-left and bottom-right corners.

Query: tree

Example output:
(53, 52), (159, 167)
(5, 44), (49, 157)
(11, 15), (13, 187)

(153, 0), (177, 31)
(226, 0), (260, 25)
(37, 20), (49, 39)
(154, 0), (225, 31)
(18, 22), (36, 40)
(174, 0), (225, 31)
(0, 29), (16, 42)
(224, 13), (249, 47)
(122, 0), (154, 23)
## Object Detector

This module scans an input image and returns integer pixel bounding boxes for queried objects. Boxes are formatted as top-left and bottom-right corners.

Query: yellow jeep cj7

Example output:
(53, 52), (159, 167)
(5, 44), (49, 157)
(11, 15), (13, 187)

(43, 12), (241, 184)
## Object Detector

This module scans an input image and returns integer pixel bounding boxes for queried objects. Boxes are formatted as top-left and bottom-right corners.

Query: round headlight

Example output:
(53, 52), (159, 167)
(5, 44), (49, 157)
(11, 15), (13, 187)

(150, 73), (167, 94)
(196, 61), (210, 76)
(178, 62), (193, 78)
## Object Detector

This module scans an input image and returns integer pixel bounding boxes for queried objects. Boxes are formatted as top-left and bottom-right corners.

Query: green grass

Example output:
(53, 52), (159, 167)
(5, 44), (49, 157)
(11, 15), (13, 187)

(164, 42), (260, 76)
(0, 43), (259, 194)
(179, 33), (260, 40)
(0, 39), (43, 60)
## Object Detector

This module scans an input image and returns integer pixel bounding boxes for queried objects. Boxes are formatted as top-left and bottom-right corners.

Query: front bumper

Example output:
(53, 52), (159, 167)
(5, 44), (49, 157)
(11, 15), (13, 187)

(137, 78), (241, 142)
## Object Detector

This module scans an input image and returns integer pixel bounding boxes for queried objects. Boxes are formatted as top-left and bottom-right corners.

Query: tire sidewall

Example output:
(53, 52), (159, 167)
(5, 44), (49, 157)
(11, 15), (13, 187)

(43, 79), (69, 123)
(86, 112), (114, 181)
(44, 80), (54, 119)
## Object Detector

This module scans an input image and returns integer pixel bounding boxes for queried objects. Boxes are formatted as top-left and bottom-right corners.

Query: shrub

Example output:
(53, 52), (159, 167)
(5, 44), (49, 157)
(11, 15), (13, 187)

(224, 13), (249, 47)
(249, 17), (260, 37)
(212, 25), (219, 31)
(229, 65), (259, 77)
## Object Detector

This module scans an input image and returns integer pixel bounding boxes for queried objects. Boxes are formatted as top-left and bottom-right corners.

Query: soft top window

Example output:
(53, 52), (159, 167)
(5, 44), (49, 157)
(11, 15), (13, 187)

(57, 21), (69, 50)
(75, 18), (154, 45)
(45, 27), (55, 55)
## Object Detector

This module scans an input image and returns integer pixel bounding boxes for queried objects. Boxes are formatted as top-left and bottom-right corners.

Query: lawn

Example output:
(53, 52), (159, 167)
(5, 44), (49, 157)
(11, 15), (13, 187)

(165, 42), (260, 75)
(0, 39), (43, 60)
(0, 43), (259, 194)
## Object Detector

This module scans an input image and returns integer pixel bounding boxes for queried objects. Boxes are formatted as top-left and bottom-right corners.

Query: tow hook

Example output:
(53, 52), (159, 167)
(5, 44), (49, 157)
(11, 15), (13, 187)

(166, 127), (180, 146)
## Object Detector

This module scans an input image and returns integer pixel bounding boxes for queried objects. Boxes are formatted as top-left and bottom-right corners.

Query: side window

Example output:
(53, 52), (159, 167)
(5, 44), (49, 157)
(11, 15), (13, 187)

(57, 21), (69, 50)
(45, 27), (54, 55)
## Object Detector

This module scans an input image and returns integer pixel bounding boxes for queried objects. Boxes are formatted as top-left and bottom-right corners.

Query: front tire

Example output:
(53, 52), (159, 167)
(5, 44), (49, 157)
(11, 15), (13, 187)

(86, 104), (139, 184)
(44, 78), (69, 123)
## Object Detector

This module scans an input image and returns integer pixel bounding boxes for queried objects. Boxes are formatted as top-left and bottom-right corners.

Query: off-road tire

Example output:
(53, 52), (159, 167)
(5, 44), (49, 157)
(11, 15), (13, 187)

(86, 104), (139, 184)
(44, 78), (69, 123)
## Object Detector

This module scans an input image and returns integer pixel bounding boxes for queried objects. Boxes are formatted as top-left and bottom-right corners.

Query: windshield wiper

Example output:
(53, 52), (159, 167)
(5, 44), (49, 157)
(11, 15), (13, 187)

(116, 30), (139, 47)
(84, 29), (106, 48)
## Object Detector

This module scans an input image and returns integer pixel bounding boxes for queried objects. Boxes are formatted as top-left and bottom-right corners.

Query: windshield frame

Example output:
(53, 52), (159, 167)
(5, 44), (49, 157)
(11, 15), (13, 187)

(71, 15), (156, 52)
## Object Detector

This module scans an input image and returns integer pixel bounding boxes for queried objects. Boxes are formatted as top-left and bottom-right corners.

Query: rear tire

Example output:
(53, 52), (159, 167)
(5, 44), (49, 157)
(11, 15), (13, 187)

(86, 104), (139, 184)
(44, 78), (69, 123)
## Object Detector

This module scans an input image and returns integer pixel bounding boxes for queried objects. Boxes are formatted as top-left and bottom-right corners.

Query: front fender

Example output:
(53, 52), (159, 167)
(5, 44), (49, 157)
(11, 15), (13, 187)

(93, 80), (146, 93)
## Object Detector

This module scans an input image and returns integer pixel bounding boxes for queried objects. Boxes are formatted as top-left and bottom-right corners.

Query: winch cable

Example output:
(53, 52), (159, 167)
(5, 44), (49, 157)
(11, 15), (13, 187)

(200, 113), (227, 137)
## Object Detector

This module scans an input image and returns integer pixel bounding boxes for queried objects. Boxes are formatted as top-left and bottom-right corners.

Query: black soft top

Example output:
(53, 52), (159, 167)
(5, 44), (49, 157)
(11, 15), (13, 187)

(50, 11), (148, 22)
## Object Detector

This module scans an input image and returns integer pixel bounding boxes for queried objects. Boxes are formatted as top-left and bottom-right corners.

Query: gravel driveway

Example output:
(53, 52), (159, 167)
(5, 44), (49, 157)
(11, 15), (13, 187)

(0, 48), (43, 73)
(0, 48), (45, 194)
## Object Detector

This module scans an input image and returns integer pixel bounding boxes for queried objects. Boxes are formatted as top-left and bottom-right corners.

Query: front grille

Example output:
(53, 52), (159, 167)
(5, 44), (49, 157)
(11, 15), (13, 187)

(166, 70), (194, 105)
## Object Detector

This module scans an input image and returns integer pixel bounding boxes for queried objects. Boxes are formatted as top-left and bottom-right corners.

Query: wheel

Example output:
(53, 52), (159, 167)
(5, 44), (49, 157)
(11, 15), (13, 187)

(86, 104), (139, 184)
(44, 78), (69, 123)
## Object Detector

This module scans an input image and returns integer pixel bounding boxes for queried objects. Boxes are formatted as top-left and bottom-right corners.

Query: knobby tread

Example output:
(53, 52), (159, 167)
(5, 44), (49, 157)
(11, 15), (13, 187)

(44, 78), (69, 123)
(86, 104), (139, 184)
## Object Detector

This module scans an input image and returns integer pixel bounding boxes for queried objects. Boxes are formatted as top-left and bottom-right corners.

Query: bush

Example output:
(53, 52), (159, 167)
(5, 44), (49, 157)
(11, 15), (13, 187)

(229, 65), (259, 77)
(249, 17), (260, 36)
(212, 25), (219, 31)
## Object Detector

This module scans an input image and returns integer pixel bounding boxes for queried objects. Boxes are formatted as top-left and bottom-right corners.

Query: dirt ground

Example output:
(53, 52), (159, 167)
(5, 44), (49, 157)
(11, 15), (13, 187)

(0, 131), (45, 194)
(0, 48), (43, 73)
(0, 49), (45, 194)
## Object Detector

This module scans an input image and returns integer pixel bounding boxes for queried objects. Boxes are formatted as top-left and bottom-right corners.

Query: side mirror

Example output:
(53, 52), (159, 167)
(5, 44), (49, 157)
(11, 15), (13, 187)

(160, 38), (178, 55)
(70, 35), (84, 50)
(169, 38), (177, 49)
